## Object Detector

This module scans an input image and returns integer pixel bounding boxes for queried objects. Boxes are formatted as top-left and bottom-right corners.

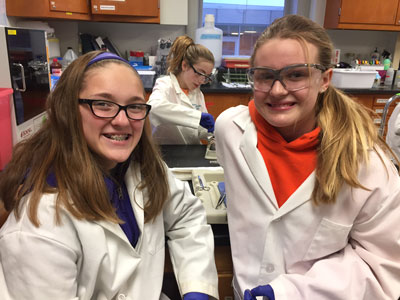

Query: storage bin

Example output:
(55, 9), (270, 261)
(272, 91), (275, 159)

(222, 57), (250, 69)
(331, 69), (377, 89)
(0, 88), (13, 170)
(137, 70), (156, 89)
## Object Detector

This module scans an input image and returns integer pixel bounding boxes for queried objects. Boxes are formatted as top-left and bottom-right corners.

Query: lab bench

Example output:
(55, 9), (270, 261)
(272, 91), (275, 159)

(160, 144), (233, 300)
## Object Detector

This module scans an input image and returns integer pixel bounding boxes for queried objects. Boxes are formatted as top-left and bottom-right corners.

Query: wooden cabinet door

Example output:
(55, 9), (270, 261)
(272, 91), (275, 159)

(49, 0), (89, 14)
(339, 0), (400, 25)
(6, 0), (90, 20)
(204, 92), (252, 119)
(91, 0), (158, 17)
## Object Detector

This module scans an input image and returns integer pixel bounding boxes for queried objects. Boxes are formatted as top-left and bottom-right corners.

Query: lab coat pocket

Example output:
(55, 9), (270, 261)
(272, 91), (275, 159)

(144, 217), (165, 256)
(303, 218), (352, 261)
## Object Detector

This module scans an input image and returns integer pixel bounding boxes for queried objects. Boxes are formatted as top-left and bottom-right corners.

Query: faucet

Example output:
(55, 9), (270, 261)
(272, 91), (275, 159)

(379, 93), (400, 137)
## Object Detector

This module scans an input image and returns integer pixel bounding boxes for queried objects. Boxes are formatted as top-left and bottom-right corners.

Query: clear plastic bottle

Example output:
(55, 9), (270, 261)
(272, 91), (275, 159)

(384, 67), (395, 86)
(195, 14), (223, 68)
(62, 47), (78, 69)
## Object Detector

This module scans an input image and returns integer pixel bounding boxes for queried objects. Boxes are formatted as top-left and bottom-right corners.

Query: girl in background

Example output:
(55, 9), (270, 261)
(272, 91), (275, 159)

(148, 35), (215, 144)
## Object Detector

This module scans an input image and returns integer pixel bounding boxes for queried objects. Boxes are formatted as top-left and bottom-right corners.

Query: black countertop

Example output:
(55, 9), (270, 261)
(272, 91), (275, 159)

(160, 145), (219, 168)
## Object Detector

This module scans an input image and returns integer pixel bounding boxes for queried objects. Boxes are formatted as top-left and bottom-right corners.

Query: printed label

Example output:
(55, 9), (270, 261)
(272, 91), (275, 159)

(7, 29), (17, 35)
(52, 69), (62, 76)
(100, 5), (116, 10)
(200, 34), (222, 40)
(376, 98), (390, 104)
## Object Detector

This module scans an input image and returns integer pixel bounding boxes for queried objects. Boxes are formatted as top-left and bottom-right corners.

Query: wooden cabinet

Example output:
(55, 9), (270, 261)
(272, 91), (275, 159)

(146, 90), (252, 120)
(6, 0), (160, 23)
(349, 93), (400, 137)
(49, 0), (89, 14)
(6, 0), (91, 20)
(370, 94), (400, 136)
(90, 0), (159, 23)
(324, 0), (400, 31)
(91, 0), (158, 17)
(204, 92), (252, 120)
(214, 245), (234, 300)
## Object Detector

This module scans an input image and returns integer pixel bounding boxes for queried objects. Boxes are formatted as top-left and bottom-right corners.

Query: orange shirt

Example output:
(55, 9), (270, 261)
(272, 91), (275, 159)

(181, 88), (189, 96)
(248, 100), (320, 207)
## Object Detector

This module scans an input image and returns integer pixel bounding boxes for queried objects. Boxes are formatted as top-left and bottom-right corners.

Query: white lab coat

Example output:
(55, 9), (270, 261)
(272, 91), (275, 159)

(215, 105), (400, 300)
(147, 73), (209, 144)
(386, 102), (400, 162)
(0, 164), (219, 300)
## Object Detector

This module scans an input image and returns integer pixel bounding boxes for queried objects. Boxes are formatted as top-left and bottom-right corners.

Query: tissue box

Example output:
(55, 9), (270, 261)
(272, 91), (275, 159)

(331, 69), (377, 89)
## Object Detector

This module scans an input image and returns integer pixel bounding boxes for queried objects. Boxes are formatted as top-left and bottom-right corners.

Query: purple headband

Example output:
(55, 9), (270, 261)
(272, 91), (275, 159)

(87, 52), (130, 67)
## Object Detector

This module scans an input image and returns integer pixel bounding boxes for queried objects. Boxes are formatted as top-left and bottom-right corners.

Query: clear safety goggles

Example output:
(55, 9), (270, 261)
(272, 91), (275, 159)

(247, 63), (327, 92)
(190, 63), (214, 84)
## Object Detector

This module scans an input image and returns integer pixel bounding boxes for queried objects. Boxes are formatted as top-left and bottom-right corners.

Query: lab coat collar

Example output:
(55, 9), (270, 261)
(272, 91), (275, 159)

(234, 112), (279, 210)
(273, 171), (315, 219)
(170, 73), (182, 94)
(170, 73), (195, 106)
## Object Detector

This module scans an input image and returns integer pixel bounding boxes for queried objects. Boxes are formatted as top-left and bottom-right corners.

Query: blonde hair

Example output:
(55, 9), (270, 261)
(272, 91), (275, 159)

(0, 51), (169, 226)
(251, 15), (396, 205)
(167, 35), (214, 75)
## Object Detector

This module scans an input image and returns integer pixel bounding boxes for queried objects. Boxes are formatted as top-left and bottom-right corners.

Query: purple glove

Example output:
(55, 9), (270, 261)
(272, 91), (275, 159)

(200, 112), (215, 133)
(244, 284), (275, 300)
(183, 292), (209, 300)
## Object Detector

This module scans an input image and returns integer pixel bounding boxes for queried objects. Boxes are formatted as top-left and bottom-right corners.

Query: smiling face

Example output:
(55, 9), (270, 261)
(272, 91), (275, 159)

(79, 62), (146, 170)
(177, 59), (214, 91)
(253, 38), (331, 142)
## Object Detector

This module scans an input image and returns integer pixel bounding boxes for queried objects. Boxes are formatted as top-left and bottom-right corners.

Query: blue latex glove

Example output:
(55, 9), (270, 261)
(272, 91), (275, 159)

(183, 292), (209, 300)
(244, 285), (275, 300)
(200, 112), (215, 133)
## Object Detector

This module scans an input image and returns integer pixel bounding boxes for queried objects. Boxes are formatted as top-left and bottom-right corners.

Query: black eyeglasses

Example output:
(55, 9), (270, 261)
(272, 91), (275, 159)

(247, 63), (327, 92)
(189, 63), (213, 84)
(78, 99), (151, 120)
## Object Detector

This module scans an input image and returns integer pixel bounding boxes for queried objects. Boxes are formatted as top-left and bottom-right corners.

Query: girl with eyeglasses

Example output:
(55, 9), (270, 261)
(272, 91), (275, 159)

(0, 51), (218, 300)
(148, 35), (216, 144)
(214, 15), (400, 300)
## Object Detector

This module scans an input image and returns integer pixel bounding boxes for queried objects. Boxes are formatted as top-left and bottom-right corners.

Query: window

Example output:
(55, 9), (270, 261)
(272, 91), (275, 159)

(202, 0), (285, 57)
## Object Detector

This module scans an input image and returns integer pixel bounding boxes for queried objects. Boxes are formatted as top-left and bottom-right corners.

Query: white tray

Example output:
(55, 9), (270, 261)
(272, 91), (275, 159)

(191, 168), (226, 224)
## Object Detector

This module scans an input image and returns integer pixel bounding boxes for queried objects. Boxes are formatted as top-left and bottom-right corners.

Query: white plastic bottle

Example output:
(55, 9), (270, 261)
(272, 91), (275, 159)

(63, 47), (79, 69)
(384, 67), (395, 86)
(195, 14), (223, 68)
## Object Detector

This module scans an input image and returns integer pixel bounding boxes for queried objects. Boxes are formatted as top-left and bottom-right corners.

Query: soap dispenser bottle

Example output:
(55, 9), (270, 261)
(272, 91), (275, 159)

(371, 47), (379, 61)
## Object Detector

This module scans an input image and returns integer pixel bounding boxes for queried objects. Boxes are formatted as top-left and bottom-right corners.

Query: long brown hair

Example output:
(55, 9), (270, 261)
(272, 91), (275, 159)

(167, 35), (214, 75)
(250, 15), (396, 205)
(0, 51), (169, 226)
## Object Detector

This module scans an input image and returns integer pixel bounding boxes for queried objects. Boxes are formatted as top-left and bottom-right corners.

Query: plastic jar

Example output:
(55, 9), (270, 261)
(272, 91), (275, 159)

(195, 14), (223, 68)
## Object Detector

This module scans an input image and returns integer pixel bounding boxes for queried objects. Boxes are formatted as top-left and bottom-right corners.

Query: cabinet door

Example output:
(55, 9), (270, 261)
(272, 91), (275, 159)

(340, 0), (399, 25)
(6, 0), (90, 20)
(204, 92), (252, 119)
(49, 0), (89, 14)
(324, 0), (400, 30)
(91, 0), (158, 17)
